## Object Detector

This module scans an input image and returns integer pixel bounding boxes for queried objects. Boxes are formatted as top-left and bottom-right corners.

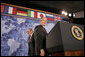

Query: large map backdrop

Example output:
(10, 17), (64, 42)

(1, 3), (66, 56)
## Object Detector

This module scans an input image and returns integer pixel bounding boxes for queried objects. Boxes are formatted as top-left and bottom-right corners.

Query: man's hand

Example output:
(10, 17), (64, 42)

(40, 49), (45, 56)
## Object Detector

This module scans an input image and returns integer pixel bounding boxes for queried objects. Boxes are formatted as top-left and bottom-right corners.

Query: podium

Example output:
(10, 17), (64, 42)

(46, 21), (84, 56)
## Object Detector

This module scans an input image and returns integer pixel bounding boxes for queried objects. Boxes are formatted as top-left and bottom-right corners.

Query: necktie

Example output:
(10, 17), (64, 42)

(28, 35), (31, 43)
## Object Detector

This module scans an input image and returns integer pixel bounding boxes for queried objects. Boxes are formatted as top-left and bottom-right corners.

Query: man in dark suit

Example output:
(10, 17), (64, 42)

(27, 28), (34, 56)
(34, 17), (47, 56)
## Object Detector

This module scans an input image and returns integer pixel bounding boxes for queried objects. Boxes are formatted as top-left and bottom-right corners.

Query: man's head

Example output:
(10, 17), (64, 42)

(27, 28), (33, 35)
(40, 17), (47, 26)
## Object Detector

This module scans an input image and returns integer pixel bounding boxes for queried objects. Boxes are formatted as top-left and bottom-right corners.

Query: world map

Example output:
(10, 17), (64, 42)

(1, 15), (56, 56)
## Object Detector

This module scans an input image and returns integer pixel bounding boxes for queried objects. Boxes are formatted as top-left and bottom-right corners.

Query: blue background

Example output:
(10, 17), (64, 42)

(1, 15), (57, 56)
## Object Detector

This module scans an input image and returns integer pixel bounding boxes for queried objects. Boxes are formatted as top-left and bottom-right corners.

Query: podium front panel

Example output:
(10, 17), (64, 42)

(46, 21), (84, 54)
(60, 22), (84, 51)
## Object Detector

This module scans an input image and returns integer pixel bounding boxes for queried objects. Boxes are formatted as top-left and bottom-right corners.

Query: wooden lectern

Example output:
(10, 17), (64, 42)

(46, 21), (84, 56)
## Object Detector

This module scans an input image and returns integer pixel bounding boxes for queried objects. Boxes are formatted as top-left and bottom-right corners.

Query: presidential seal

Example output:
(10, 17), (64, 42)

(71, 26), (84, 40)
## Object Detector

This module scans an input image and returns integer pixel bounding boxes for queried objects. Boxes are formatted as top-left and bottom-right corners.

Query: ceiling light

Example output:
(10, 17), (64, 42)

(73, 13), (75, 17)
(61, 11), (66, 14)
(61, 11), (68, 16)
(64, 12), (68, 15)
(69, 13), (72, 17)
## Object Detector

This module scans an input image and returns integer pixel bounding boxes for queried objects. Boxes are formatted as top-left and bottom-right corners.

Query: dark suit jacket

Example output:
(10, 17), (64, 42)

(28, 34), (35, 56)
(34, 25), (47, 56)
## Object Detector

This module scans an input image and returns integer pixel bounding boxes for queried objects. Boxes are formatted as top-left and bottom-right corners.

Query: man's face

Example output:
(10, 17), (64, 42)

(40, 18), (47, 26)
(27, 29), (32, 35)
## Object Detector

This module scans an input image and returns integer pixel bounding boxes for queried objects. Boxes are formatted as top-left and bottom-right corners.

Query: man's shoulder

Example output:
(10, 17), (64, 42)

(35, 25), (42, 30)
